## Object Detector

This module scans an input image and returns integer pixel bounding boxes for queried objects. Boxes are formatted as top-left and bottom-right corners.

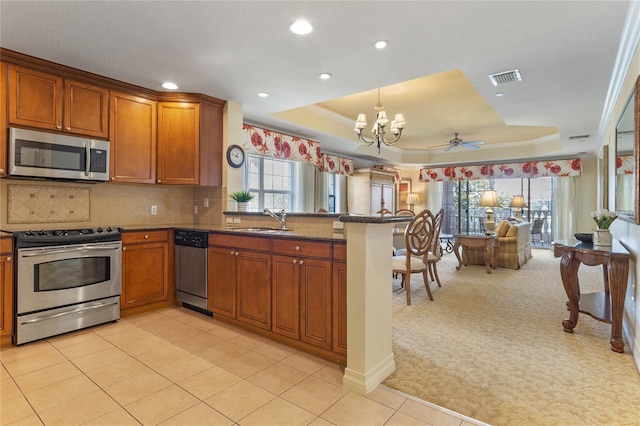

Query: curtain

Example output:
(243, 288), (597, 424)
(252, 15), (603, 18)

(425, 181), (443, 213)
(419, 159), (582, 182)
(553, 176), (577, 241)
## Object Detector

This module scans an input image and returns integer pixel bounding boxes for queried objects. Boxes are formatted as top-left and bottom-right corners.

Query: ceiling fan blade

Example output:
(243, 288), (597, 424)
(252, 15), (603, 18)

(460, 142), (481, 150)
(463, 140), (484, 145)
(444, 144), (455, 152)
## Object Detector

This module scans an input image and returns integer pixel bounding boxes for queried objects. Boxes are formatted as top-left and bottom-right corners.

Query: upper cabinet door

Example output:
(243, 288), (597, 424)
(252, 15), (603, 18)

(9, 65), (63, 131)
(157, 102), (200, 185)
(8, 65), (108, 138)
(0, 62), (7, 176)
(110, 92), (157, 183)
(64, 79), (108, 138)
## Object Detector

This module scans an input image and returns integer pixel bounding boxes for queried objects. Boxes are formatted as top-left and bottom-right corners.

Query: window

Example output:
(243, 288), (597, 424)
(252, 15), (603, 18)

(327, 173), (336, 212)
(246, 155), (295, 210)
(442, 177), (555, 241)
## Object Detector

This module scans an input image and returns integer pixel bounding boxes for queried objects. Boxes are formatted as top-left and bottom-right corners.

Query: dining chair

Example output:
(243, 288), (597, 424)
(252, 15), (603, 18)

(391, 209), (437, 305)
(427, 209), (445, 287)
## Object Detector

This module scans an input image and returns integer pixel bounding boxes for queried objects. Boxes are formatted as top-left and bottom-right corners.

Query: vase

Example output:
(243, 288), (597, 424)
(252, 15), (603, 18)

(593, 228), (612, 247)
(237, 202), (248, 212)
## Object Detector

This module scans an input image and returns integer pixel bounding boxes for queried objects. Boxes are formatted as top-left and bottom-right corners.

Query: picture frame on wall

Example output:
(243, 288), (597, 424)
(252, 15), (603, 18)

(398, 179), (411, 211)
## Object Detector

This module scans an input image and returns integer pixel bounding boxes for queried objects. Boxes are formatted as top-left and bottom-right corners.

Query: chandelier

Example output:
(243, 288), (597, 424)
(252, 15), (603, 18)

(354, 88), (406, 153)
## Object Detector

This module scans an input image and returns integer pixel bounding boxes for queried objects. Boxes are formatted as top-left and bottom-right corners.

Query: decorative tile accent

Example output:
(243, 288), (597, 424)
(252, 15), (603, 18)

(8, 185), (90, 223)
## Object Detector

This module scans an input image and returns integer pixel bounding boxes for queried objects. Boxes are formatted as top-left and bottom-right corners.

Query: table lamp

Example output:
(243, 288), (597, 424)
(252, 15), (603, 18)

(406, 193), (420, 212)
(479, 190), (500, 234)
(509, 195), (526, 220)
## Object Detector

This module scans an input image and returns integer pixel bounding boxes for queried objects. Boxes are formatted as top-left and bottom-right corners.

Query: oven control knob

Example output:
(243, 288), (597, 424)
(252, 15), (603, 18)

(37, 230), (46, 236)
(97, 227), (104, 233)
(25, 230), (35, 236)
(106, 227), (113, 232)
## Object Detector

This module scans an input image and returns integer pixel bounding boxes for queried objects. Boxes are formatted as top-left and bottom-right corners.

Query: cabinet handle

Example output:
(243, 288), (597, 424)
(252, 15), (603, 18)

(235, 251), (239, 256)
(56, 125), (62, 130)
(0, 169), (5, 175)
(123, 247), (127, 251)
(111, 177), (115, 181)
(158, 180), (162, 183)
(144, 234), (149, 239)
(6, 256), (11, 262)
(299, 260), (304, 265)
(230, 250), (234, 255)
(65, 127), (71, 131)
(295, 246), (300, 251)
(293, 259), (297, 264)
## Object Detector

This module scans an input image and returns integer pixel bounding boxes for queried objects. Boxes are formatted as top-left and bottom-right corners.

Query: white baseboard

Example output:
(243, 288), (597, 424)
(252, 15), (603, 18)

(343, 353), (396, 395)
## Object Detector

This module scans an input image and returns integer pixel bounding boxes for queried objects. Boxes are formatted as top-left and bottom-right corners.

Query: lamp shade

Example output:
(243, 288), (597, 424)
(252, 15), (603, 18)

(510, 195), (526, 208)
(479, 190), (500, 208)
(406, 193), (420, 205)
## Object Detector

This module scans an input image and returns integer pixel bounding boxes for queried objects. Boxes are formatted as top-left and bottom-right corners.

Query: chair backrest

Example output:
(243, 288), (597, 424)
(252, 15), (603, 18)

(429, 209), (445, 256)
(404, 210), (437, 260)
(395, 209), (415, 217)
(531, 218), (544, 233)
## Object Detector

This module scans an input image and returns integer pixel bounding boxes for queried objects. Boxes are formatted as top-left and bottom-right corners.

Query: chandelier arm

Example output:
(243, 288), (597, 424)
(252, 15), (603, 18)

(380, 129), (403, 146)
(355, 131), (376, 146)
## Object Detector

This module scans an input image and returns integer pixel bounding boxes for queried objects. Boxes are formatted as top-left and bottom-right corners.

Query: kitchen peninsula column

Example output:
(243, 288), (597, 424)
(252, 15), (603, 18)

(338, 215), (412, 394)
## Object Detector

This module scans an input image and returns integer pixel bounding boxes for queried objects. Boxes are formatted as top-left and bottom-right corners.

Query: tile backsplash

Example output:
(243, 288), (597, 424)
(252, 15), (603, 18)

(1, 179), (223, 231)
(7, 184), (90, 223)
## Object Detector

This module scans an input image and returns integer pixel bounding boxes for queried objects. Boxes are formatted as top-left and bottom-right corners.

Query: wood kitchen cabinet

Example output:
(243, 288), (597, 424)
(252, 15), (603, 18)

(272, 239), (332, 350)
(109, 92), (157, 183)
(121, 230), (170, 310)
(0, 237), (13, 337)
(0, 62), (7, 176)
(157, 96), (223, 186)
(208, 234), (272, 330)
(8, 65), (108, 138)
(332, 242), (347, 355)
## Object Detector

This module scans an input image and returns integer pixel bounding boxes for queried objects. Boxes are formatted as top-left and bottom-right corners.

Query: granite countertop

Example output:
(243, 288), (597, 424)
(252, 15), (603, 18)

(120, 224), (345, 241)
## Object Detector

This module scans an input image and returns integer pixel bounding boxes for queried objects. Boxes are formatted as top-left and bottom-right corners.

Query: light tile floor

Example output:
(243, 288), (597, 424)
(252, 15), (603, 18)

(1, 307), (486, 426)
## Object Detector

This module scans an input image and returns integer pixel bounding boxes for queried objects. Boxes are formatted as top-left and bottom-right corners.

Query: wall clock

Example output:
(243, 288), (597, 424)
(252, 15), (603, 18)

(226, 145), (245, 168)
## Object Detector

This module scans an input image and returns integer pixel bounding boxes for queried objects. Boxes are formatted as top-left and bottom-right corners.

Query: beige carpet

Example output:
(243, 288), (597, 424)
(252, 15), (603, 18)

(384, 248), (640, 426)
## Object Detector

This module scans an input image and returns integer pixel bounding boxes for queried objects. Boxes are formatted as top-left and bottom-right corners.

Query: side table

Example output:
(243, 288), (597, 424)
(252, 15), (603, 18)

(552, 239), (630, 353)
(453, 233), (498, 274)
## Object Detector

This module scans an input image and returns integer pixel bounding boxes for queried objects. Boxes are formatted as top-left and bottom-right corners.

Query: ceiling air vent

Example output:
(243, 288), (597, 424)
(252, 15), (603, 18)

(568, 134), (590, 140)
(488, 68), (522, 86)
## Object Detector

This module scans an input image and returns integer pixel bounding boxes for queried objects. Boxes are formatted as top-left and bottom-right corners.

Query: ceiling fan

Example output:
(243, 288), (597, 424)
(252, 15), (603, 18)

(443, 132), (484, 151)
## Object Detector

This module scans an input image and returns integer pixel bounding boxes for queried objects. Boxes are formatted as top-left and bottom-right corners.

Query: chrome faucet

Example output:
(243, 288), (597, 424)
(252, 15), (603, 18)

(263, 208), (287, 229)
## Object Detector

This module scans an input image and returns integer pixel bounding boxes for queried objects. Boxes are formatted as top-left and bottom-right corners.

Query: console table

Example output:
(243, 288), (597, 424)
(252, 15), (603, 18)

(453, 233), (498, 274)
(552, 239), (631, 353)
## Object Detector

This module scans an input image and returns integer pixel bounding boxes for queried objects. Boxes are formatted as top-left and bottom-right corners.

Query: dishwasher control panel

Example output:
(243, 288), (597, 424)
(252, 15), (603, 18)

(174, 230), (208, 248)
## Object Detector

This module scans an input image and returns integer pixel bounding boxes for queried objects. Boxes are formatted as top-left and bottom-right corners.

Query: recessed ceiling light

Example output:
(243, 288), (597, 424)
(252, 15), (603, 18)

(319, 73), (332, 80)
(495, 92), (505, 97)
(162, 82), (178, 90)
(374, 40), (389, 49)
(289, 20), (312, 35)
(258, 92), (270, 98)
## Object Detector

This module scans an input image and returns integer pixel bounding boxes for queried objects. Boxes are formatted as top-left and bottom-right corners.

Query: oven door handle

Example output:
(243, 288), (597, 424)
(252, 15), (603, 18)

(20, 300), (119, 325)
(21, 245), (121, 257)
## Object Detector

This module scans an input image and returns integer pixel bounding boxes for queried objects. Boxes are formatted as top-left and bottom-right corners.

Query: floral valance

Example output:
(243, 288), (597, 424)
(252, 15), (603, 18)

(419, 158), (581, 182)
(616, 155), (634, 175)
(321, 154), (354, 176)
(242, 124), (322, 167)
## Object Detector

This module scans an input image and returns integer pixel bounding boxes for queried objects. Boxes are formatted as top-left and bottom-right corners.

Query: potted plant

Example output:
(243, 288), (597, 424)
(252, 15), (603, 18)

(229, 190), (255, 211)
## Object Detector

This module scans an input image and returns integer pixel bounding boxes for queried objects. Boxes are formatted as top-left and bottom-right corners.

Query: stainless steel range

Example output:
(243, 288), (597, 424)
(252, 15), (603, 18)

(14, 227), (122, 345)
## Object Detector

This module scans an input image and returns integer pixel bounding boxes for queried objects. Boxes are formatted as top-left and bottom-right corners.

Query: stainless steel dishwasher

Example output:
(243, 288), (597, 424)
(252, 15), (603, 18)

(174, 230), (211, 315)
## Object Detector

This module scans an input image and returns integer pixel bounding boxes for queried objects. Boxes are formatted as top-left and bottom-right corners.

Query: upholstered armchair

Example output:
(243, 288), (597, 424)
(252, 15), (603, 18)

(465, 220), (532, 269)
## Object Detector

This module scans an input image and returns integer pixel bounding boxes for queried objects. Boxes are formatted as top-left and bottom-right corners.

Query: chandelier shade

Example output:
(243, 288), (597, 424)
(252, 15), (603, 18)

(354, 89), (406, 153)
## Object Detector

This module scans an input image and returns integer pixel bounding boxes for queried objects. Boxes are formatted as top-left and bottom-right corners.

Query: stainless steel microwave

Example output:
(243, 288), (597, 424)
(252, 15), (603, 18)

(9, 127), (110, 182)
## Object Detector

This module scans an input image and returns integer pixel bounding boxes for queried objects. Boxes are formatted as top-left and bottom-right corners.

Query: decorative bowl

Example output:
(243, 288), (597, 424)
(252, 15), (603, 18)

(573, 233), (593, 243)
